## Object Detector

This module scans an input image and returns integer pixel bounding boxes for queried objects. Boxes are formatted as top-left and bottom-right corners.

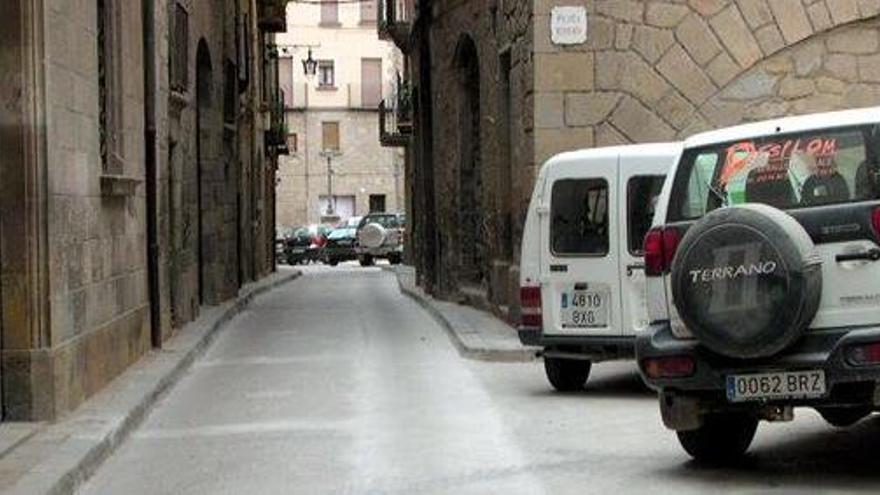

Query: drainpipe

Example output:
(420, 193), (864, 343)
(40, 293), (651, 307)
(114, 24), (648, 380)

(142, 0), (162, 348)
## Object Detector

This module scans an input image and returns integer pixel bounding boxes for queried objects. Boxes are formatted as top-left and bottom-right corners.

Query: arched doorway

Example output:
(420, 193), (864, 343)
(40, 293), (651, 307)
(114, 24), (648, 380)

(454, 36), (484, 286)
(196, 40), (212, 305)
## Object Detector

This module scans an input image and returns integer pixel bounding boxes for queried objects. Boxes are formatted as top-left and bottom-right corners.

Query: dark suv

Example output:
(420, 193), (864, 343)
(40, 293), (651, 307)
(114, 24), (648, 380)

(639, 107), (880, 462)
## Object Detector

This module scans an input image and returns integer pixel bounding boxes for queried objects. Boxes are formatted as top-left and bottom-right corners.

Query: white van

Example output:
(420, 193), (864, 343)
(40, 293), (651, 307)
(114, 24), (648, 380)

(518, 143), (683, 391)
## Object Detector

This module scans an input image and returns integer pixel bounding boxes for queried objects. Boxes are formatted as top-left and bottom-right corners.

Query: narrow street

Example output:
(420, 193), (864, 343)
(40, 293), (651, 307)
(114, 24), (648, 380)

(80, 266), (880, 494)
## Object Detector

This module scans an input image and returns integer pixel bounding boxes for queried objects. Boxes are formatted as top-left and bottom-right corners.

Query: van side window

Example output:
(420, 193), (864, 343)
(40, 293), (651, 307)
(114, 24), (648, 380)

(627, 175), (666, 254)
(551, 179), (609, 256)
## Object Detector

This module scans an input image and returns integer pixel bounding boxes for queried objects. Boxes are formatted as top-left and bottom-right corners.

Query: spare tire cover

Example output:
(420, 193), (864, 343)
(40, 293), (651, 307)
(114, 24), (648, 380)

(359, 223), (387, 249)
(671, 204), (822, 359)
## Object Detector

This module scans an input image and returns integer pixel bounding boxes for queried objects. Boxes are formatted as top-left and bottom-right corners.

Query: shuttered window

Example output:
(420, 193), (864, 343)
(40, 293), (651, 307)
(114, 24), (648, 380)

(279, 57), (294, 107)
(171, 3), (189, 92)
(360, 0), (377, 23)
(322, 122), (340, 151)
(320, 0), (339, 25)
(361, 58), (382, 108)
(98, 0), (124, 173)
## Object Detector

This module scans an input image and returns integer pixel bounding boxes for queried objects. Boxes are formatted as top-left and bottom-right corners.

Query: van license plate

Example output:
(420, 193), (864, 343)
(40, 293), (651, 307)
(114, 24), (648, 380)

(561, 291), (608, 328)
(726, 370), (826, 402)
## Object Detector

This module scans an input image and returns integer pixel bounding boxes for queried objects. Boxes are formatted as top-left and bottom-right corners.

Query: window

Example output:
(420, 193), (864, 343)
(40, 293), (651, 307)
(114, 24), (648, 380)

(551, 179), (609, 256)
(669, 125), (880, 222)
(369, 194), (386, 213)
(360, 0), (377, 23)
(359, 214), (401, 229)
(98, 0), (124, 173)
(361, 58), (382, 108)
(171, 3), (189, 92)
(287, 133), (298, 152)
(627, 175), (666, 254)
(318, 60), (335, 88)
(322, 122), (340, 151)
(320, 0), (339, 25)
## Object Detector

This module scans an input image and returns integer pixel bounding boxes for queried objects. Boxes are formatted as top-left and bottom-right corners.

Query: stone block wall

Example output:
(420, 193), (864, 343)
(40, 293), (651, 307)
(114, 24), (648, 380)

(542, 0), (880, 148)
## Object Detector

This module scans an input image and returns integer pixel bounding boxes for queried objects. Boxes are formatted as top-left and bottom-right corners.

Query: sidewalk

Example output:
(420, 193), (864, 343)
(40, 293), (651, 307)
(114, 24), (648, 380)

(0, 268), (301, 495)
(392, 266), (537, 363)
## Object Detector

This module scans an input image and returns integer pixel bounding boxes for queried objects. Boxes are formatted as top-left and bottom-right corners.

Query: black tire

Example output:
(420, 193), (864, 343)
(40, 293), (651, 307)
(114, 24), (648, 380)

(359, 255), (374, 267)
(389, 254), (402, 265)
(544, 357), (591, 392)
(818, 407), (872, 427)
(671, 204), (822, 359)
(677, 413), (758, 463)
(328, 258), (339, 267)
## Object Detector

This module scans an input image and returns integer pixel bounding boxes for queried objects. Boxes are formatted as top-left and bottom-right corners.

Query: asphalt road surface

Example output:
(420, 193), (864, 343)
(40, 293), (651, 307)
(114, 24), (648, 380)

(79, 265), (880, 494)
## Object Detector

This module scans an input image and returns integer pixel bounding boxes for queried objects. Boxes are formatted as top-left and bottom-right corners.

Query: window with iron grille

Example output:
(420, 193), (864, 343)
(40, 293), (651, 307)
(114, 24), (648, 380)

(171, 3), (190, 92)
(318, 60), (335, 88)
(98, 0), (124, 173)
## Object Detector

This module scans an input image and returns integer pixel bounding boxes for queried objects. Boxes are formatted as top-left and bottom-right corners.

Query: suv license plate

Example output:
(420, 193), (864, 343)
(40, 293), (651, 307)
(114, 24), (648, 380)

(561, 291), (608, 328)
(726, 370), (826, 402)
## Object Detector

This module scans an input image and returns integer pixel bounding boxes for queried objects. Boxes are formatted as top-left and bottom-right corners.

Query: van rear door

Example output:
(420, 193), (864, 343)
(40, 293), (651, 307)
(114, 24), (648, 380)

(618, 154), (670, 335)
(541, 153), (619, 336)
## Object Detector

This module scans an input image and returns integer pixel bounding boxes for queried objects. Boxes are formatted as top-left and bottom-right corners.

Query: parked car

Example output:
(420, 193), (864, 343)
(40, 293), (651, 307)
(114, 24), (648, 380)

(276, 226), (296, 264)
(518, 143), (680, 391)
(356, 213), (406, 266)
(638, 106), (880, 463)
(282, 224), (332, 264)
(322, 227), (358, 266)
(339, 216), (363, 229)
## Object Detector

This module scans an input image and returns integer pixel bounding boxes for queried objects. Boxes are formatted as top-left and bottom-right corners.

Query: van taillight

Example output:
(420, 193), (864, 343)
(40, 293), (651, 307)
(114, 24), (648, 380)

(520, 285), (543, 329)
(644, 227), (682, 277)
(872, 207), (880, 241)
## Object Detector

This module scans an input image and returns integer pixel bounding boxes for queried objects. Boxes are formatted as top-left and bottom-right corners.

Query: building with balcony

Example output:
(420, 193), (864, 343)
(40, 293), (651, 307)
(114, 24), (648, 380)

(275, 1), (405, 227)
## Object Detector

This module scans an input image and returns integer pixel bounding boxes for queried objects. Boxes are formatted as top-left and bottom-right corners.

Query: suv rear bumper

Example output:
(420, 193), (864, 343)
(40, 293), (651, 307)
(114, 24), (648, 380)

(637, 323), (880, 404)
(518, 327), (635, 362)
(355, 245), (403, 257)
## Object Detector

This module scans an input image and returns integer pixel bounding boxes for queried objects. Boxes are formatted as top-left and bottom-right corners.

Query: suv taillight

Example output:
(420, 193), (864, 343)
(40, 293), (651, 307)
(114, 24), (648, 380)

(520, 285), (542, 329)
(644, 227), (682, 277)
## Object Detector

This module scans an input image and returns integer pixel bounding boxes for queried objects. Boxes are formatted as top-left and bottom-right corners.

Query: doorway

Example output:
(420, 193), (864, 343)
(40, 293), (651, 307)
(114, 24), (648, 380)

(196, 41), (212, 304)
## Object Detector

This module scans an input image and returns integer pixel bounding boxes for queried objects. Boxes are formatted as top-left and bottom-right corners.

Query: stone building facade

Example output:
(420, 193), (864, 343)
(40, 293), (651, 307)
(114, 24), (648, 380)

(276, 1), (405, 227)
(388, 0), (880, 320)
(0, 0), (283, 421)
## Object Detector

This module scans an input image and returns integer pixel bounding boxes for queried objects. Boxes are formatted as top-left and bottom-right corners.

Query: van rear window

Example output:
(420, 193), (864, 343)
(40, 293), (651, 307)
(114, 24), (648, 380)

(669, 124), (880, 221)
(551, 179), (609, 256)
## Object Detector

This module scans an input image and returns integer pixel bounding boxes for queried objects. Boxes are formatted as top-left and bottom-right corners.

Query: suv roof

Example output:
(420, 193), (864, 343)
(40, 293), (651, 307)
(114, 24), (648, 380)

(684, 106), (880, 149)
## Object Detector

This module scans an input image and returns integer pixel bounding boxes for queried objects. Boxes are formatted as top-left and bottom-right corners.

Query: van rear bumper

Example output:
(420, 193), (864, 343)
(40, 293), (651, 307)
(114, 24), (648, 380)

(518, 327), (635, 362)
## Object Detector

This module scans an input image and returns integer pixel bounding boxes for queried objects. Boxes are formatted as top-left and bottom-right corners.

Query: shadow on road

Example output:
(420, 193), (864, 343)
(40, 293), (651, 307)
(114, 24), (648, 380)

(656, 414), (880, 489)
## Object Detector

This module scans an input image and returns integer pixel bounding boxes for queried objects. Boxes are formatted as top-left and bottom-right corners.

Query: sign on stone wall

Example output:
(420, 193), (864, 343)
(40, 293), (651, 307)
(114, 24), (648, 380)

(551, 6), (588, 46)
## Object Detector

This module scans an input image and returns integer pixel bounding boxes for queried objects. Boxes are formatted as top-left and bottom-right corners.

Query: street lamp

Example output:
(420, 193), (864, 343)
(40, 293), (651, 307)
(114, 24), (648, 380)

(277, 44), (321, 76)
(302, 49), (318, 76)
(320, 150), (342, 217)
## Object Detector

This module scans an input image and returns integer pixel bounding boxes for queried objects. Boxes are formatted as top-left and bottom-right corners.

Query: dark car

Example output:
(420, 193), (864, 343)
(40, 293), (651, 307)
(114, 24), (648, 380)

(283, 226), (313, 265)
(322, 227), (358, 266)
(275, 226), (296, 264)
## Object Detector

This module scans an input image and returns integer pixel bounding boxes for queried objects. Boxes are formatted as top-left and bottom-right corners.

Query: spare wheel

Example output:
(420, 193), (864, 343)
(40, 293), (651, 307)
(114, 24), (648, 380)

(359, 223), (387, 249)
(671, 204), (822, 359)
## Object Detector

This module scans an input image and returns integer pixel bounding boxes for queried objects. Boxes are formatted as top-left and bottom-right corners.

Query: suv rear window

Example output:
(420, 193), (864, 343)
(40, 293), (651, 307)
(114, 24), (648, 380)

(669, 124), (880, 221)
(551, 179), (609, 256)
(359, 215), (400, 229)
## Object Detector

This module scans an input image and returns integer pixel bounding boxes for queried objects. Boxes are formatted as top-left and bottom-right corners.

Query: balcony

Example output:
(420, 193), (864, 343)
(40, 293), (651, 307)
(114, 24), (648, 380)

(378, 0), (414, 52)
(258, 0), (288, 33)
(266, 90), (290, 155)
(379, 77), (413, 148)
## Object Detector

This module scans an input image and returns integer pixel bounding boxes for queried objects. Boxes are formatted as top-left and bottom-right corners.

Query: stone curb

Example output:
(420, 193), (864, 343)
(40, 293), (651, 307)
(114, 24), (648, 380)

(5, 269), (302, 495)
(390, 269), (535, 363)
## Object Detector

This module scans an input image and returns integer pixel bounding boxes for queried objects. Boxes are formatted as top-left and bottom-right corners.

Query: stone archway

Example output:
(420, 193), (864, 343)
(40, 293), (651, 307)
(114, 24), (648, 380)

(454, 35), (485, 286)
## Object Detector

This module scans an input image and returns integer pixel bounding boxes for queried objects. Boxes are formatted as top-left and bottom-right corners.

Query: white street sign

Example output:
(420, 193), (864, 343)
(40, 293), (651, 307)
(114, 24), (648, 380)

(551, 6), (588, 46)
